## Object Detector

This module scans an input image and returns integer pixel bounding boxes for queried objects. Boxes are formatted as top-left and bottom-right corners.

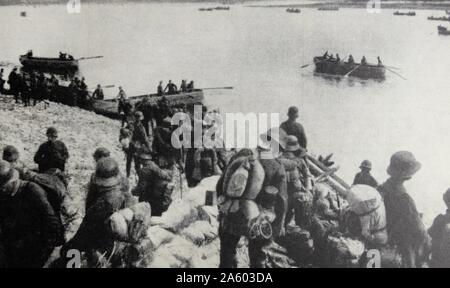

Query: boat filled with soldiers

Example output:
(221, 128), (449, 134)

(313, 54), (386, 80)
(19, 52), (78, 71)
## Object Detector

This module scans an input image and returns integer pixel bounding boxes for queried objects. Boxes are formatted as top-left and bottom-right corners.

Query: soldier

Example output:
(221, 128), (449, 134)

(130, 111), (152, 175)
(0, 160), (64, 267)
(280, 106), (308, 149)
(429, 189), (450, 268)
(218, 131), (288, 268)
(34, 127), (69, 173)
(119, 127), (133, 178)
(353, 160), (378, 188)
(2, 145), (27, 177)
(378, 151), (429, 268)
(157, 81), (164, 96)
(62, 157), (130, 265)
(8, 67), (20, 103)
(92, 84), (104, 100)
(278, 135), (313, 230)
(164, 80), (178, 95)
(133, 153), (174, 216)
(187, 80), (195, 92)
(116, 86), (127, 115)
(180, 80), (187, 92)
(93, 147), (111, 163)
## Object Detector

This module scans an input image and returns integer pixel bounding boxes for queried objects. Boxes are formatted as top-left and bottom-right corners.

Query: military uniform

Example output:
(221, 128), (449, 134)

(353, 171), (378, 188)
(34, 140), (69, 173)
(63, 158), (130, 263)
(378, 178), (427, 267)
(0, 165), (64, 267)
(280, 120), (307, 149)
(134, 159), (174, 216)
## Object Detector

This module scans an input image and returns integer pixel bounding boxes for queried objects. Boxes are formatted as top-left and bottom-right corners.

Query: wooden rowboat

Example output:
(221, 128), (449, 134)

(313, 56), (385, 80)
(286, 8), (301, 13)
(393, 11), (415, 16)
(91, 90), (205, 119)
(318, 6), (339, 11)
(19, 54), (79, 70)
(428, 16), (450, 22)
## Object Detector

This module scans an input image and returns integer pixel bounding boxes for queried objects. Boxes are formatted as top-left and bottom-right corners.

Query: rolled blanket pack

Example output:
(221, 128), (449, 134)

(108, 202), (152, 243)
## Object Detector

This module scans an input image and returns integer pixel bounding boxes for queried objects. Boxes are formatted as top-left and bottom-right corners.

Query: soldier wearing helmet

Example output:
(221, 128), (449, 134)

(353, 160), (378, 188)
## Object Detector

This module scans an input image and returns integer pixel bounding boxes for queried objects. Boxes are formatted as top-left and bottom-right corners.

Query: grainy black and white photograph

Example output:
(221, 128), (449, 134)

(0, 0), (448, 273)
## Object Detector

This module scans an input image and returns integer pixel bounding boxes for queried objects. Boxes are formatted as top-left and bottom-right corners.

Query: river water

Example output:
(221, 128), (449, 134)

(1, 3), (450, 224)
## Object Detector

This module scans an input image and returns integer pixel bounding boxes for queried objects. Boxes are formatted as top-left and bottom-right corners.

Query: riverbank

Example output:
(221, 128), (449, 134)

(0, 95), (253, 268)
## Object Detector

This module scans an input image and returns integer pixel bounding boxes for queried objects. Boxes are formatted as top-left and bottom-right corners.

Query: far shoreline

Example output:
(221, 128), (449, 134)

(2, 0), (450, 10)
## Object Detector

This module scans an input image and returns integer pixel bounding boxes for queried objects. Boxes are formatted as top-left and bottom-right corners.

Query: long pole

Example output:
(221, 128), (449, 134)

(385, 67), (407, 80)
(344, 64), (361, 77)
(78, 56), (104, 61)
(201, 86), (234, 90)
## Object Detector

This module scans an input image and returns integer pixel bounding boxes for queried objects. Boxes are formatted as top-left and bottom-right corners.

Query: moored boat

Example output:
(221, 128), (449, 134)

(393, 11), (415, 16)
(286, 8), (301, 13)
(313, 56), (385, 80)
(19, 54), (79, 70)
(214, 6), (230, 10)
(91, 90), (205, 119)
(318, 6), (339, 11)
(438, 25), (450, 35)
(428, 16), (450, 22)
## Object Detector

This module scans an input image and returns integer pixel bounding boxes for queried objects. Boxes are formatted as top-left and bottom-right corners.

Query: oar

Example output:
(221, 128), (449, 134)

(385, 65), (401, 70)
(88, 84), (115, 90)
(344, 64), (361, 77)
(201, 86), (234, 90)
(385, 67), (407, 80)
(77, 56), (104, 61)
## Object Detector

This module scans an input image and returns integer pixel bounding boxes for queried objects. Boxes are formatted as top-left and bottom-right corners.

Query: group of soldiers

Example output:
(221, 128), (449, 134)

(2, 88), (450, 268)
(157, 80), (195, 96)
(1, 67), (91, 108)
(322, 51), (383, 66)
(5, 67), (57, 106)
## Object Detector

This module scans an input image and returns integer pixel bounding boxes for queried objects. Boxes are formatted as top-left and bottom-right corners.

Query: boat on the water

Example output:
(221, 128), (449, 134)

(438, 25), (450, 35)
(214, 6), (230, 10)
(91, 90), (205, 119)
(428, 16), (450, 22)
(313, 56), (385, 80)
(20, 11), (26, 17)
(318, 6), (339, 11)
(393, 11), (415, 16)
(19, 54), (79, 71)
(286, 8), (301, 13)
(199, 6), (229, 11)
